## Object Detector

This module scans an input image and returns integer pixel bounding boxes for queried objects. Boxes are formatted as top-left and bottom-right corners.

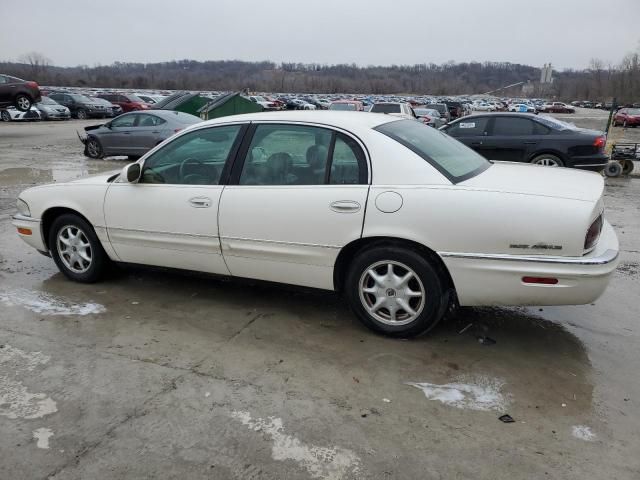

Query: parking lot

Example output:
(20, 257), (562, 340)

(1, 109), (639, 479)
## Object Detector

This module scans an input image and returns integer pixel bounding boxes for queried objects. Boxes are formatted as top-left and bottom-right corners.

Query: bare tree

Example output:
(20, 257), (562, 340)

(17, 51), (52, 80)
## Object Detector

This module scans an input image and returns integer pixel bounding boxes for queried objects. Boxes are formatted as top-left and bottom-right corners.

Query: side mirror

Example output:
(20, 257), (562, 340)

(105, 123), (112, 129)
(121, 162), (141, 183)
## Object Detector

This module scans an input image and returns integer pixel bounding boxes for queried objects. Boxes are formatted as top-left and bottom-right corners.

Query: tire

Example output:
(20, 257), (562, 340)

(621, 159), (634, 176)
(49, 213), (110, 283)
(604, 162), (623, 177)
(530, 153), (564, 167)
(85, 137), (104, 159)
(76, 109), (87, 120)
(14, 94), (32, 112)
(1, 110), (10, 122)
(345, 246), (447, 338)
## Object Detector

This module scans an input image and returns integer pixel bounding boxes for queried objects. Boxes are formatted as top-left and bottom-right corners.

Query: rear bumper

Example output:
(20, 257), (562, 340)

(569, 153), (609, 171)
(12, 214), (47, 253)
(440, 220), (619, 306)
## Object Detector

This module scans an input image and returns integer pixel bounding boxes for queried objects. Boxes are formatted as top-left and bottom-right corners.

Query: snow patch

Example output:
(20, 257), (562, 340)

(231, 411), (361, 480)
(0, 288), (105, 315)
(406, 376), (508, 411)
(33, 427), (53, 449)
(572, 425), (596, 441)
(0, 375), (58, 419)
(0, 344), (58, 420)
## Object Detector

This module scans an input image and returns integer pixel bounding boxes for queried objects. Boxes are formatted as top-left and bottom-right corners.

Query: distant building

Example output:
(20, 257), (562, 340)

(540, 63), (553, 84)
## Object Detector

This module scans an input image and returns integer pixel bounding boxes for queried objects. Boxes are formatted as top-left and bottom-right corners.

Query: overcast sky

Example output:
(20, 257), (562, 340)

(0, 0), (638, 70)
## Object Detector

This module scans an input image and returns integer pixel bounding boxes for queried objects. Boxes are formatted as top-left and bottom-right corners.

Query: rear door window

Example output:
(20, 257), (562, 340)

(491, 117), (535, 136)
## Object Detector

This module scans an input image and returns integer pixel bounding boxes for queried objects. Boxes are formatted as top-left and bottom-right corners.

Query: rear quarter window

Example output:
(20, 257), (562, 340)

(375, 119), (490, 183)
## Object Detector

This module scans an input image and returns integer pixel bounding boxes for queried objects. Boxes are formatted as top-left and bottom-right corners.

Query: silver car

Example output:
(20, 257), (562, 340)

(81, 110), (202, 159)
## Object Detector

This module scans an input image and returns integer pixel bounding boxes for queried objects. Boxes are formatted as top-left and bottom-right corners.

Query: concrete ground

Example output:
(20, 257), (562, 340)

(0, 109), (639, 480)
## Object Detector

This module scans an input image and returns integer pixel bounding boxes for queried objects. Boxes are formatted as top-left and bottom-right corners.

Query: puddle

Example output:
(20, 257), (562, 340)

(231, 410), (361, 480)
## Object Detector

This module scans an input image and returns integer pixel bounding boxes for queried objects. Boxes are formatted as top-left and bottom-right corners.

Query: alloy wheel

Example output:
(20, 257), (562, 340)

(16, 96), (31, 110)
(358, 260), (425, 326)
(87, 139), (100, 158)
(56, 225), (93, 274)
(533, 157), (560, 167)
(1, 111), (10, 122)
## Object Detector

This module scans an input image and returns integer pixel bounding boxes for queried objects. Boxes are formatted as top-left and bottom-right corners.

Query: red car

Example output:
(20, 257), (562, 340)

(0, 74), (42, 111)
(613, 108), (640, 127)
(96, 93), (150, 112)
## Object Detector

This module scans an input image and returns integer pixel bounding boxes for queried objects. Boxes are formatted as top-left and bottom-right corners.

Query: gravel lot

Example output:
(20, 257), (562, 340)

(1, 109), (639, 479)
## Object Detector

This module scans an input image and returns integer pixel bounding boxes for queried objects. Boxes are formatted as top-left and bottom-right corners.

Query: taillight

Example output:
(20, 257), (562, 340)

(26, 81), (39, 89)
(584, 213), (603, 252)
(422, 116), (431, 123)
(593, 136), (606, 151)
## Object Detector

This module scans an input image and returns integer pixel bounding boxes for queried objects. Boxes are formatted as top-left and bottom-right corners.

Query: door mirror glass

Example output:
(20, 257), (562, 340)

(122, 163), (141, 183)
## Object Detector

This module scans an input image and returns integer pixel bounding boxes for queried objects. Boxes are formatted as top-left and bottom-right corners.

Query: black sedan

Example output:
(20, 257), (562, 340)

(440, 113), (608, 171)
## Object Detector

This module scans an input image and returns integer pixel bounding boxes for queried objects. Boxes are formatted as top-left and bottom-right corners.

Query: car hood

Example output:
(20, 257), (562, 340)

(460, 161), (604, 202)
(66, 171), (121, 185)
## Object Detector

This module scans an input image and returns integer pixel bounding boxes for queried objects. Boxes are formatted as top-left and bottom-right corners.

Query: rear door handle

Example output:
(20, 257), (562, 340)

(330, 200), (361, 213)
(189, 197), (212, 208)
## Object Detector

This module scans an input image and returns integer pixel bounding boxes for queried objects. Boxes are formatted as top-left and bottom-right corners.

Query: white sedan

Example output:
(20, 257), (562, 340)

(13, 111), (619, 337)
(1, 106), (41, 122)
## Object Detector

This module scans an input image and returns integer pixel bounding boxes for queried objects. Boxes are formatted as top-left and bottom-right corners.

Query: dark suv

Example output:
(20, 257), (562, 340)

(48, 92), (108, 119)
(96, 93), (150, 112)
(0, 74), (42, 111)
(441, 113), (608, 171)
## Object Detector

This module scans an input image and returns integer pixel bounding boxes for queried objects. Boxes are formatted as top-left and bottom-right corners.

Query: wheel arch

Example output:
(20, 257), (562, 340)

(528, 149), (567, 163)
(333, 236), (456, 295)
(41, 207), (98, 251)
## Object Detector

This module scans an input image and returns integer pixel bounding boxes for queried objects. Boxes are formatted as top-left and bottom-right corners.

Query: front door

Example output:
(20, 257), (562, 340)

(103, 123), (245, 274)
(218, 123), (369, 290)
(101, 113), (139, 155)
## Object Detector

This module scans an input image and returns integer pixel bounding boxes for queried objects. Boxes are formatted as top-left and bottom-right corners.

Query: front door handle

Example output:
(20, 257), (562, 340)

(471, 142), (482, 146)
(330, 200), (361, 213)
(189, 197), (212, 208)
(524, 141), (537, 145)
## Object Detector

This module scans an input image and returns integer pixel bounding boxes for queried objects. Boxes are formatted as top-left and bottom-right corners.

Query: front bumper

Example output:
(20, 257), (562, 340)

(441, 220), (619, 306)
(12, 214), (47, 253)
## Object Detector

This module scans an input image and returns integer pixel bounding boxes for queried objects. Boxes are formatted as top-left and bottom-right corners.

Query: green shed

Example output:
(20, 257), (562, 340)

(198, 92), (263, 120)
(150, 91), (211, 116)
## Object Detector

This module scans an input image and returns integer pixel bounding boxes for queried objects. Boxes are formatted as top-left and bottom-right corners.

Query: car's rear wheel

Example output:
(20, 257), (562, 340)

(530, 154), (564, 167)
(76, 109), (87, 120)
(1, 110), (10, 122)
(49, 213), (110, 283)
(15, 94), (32, 112)
(345, 246), (446, 338)
(85, 137), (104, 159)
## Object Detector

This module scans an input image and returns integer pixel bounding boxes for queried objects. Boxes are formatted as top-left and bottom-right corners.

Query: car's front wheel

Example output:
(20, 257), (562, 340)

(1, 110), (10, 122)
(85, 137), (104, 159)
(49, 213), (110, 283)
(345, 246), (447, 337)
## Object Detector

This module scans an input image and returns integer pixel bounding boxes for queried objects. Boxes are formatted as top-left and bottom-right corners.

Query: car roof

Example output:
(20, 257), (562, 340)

(451, 112), (539, 120)
(196, 111), (399, 130)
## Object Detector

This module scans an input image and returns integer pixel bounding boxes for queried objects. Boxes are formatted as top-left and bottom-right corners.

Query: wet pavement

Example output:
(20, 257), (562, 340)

(1, 114), (639, 479)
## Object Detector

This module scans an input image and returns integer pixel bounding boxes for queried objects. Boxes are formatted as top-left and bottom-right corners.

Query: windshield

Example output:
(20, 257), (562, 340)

(329, 103), (356, 111)
(375, 119), (490, 183)
(371, 104), (402, 114)
(627, 108), (640, 115)
(39, 97), (58, 105)
(126, 94), (145, 103)
(69, 94), (93, 103)
(536, 115), (579, 130)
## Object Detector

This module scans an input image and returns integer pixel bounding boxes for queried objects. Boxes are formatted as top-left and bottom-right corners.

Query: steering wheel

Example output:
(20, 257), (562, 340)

(179, 157), (204, 180)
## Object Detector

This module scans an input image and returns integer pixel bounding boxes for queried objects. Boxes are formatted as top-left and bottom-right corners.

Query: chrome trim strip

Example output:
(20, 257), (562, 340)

(439, 249), (619, 265)
(11, 214), (41, 224)
(107, 226), (217, 239)
(573, 163), (608, 167)
(221, 236), (341, 249)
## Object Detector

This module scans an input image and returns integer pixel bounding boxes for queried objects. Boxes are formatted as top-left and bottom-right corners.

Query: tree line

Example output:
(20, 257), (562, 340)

(1, 51), (639, 102)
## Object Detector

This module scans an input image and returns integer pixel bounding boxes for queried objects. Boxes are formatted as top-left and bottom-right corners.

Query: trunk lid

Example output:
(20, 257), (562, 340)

(460, 161), (604, 202)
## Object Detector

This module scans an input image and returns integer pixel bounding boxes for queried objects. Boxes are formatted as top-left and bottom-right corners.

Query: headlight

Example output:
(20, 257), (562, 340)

(16, 198), (30, 217)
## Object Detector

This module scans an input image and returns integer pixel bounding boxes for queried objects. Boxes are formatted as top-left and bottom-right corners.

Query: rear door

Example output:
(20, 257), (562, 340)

(218, 122), (369, 290)
(482, 116), (537, 162)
